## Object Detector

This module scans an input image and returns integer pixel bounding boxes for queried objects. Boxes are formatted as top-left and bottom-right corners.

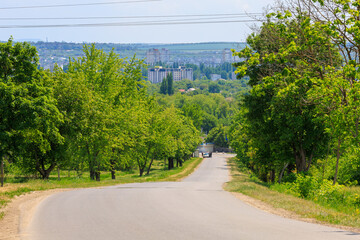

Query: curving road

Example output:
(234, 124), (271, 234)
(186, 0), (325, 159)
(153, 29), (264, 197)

(23, 153), (359, 240)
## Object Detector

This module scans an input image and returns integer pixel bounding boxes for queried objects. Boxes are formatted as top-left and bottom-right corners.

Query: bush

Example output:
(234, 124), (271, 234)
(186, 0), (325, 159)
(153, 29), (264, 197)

(290, 174), (319, 198)
(314, 180), (345, 203)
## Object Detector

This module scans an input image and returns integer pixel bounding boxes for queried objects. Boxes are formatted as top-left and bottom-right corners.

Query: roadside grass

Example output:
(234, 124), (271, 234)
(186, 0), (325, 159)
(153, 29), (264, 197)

(0, 157), (203, 220)
(224, 157), (360, 229)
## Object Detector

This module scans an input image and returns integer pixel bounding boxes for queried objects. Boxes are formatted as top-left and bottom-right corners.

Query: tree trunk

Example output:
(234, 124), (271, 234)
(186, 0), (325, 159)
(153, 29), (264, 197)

(110, 159), (116, 180)
(146, 156), (155, 175)
(333, 138), (341, 185)
(90, 152), (100, 181)
(37, 163), (57, 180)
(90, 170), (95, 180)
(322, 142), (331, 181)
(87, 145), (95, 180)
(57, 166), (61, 181)
(0, 157), (4, 187)
(95, 172), (100, 181)
(96, 163), (101, 181)
(111, 169), (116, 180)
(269, 170), (275, 183)
(294, 145), (307, 173)
(278, 162), (289, 184)
(168, 158), (174, 170)
(139, 166), (145, 177)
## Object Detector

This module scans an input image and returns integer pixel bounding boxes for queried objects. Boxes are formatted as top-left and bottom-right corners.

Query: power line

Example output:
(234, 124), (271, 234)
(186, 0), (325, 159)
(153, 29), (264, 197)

(0, 0), (161, 10)
(0, 13), (262, 21)
(0, 19), (262, 29)
(0, 19), (262, 28)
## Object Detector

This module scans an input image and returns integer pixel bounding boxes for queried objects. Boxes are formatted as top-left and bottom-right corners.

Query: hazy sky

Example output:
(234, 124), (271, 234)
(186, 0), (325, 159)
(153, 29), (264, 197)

(0, 0), (275, 43)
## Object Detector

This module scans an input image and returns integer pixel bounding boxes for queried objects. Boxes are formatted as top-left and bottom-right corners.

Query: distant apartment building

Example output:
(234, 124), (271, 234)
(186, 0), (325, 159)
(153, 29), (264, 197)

(222, 49), (233, 63)
(231, 72), (237, 80)
(148, 66), (193, 83)
(146, 48), (169, 65)
(210, 74), (222, 81)
(222, 48), (241, 63)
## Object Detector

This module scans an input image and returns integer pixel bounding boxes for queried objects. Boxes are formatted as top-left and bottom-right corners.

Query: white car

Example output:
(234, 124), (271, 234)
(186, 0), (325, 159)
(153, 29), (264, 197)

(203, 152), (211, 158)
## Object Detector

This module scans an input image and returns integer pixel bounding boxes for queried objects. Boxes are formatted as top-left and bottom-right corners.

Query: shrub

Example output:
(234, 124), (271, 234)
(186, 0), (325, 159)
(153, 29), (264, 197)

(290, 174), (319, 198)
(314, 180), (345, 203)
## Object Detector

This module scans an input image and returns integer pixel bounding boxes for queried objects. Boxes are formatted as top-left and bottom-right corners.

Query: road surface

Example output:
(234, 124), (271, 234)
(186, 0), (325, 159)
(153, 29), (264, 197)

(23, 153), (359, 240)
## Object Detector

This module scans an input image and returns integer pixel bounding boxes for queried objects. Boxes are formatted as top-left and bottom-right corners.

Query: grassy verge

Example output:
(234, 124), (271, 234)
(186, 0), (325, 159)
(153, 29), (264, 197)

(224, 157), (360, 229)
(0, 157), (203, 220)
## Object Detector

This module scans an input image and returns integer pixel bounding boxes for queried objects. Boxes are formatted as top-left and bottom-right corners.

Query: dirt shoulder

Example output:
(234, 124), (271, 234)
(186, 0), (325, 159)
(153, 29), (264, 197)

(0, 189), (70, 240)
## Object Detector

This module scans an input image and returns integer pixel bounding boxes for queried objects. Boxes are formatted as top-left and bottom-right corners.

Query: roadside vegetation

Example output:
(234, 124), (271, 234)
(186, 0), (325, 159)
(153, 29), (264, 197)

(227, 0), (360, 230)
(0, 38), (202, 187)
(225, 157), (360, 229)
(0, 157), (203, 220)
(149, 79), (244, 149)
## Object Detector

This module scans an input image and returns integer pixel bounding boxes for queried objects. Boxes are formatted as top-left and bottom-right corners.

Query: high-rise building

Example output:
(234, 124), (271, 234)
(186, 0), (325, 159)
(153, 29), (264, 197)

(148, 66), (193, 83)
(148, 67), (168, 84)
(222, 48), (233, 63)
(146, 48), (169, 65)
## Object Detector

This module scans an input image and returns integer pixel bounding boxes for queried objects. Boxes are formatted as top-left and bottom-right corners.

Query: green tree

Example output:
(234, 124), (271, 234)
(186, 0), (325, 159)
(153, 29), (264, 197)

(160, 76), (168, 95)
(208, 82), (220, 93)
(293, 0), (360, 184)
(0, 38), (64, 181)
(181, 103), (203, 130)
(63, 44), (146, 181)
(206, 125), (229, 148)
(167, 72), (174, 95)
(232, 9), (339, 180)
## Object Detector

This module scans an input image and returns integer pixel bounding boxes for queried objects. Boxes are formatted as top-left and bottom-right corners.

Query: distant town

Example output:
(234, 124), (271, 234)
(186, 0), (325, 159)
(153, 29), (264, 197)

(23, 41), (245, 82)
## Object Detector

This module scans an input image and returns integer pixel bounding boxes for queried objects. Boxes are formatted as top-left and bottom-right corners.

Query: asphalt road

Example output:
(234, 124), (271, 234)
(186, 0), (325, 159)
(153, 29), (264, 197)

(23, 153), (359, 240)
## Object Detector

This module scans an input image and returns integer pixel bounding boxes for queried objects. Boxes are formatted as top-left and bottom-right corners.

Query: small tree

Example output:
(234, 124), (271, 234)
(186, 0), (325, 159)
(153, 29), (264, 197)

(160, 76), (168, 95)
(167, 72), (174, 95)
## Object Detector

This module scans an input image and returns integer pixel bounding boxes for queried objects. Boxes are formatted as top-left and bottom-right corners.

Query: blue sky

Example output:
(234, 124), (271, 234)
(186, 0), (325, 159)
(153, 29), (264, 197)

(0, 0), (275, 43)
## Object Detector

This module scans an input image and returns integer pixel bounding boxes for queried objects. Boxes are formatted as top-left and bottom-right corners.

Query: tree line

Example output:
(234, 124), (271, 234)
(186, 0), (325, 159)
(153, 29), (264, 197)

(230, 0), (360, 185)
(0, 39), (201, 186)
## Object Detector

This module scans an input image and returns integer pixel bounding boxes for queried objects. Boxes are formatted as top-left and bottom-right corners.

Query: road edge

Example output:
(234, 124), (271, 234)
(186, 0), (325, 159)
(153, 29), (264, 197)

(223, 156), (360, 234)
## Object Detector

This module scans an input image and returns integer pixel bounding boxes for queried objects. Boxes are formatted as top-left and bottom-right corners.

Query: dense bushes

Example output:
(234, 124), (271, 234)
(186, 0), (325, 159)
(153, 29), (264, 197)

(271, 174), (360, 211)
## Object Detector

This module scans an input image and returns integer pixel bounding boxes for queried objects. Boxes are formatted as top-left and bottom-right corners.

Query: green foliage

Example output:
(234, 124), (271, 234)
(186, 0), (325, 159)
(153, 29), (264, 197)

(160, 73), (174, 95)
(206, 125), (229, 148)
(0, 38), (64, 179)
(167, 72), (174, 95)
(230, 1), (359, 183)
(160, 75), (168, 95)
(289, 174), (320, 198)
(208, 82), (220, 93)
(0, 41), (202, 184)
